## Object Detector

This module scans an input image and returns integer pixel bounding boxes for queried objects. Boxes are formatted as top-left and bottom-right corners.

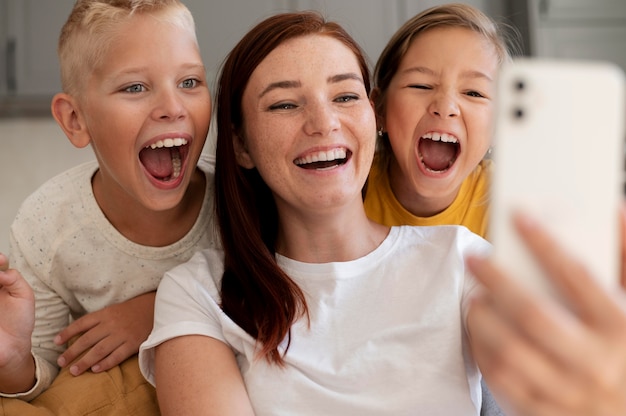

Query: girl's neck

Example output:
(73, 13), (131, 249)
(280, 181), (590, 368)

(388, 161), (459, 218)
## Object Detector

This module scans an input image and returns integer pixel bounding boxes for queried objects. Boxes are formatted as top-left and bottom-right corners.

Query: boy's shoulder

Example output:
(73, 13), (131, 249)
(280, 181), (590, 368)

(16, 153), (213, 222)
(17, 160), (98, 213)
(197, 152), (216, 176)
(11, 160), (99, 238)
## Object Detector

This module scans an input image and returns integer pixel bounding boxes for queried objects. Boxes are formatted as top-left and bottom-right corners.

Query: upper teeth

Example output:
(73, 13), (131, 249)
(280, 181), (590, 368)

(294, 148), (347, 165)
(147, 138), (188, 149)
(422, 132), (458, 143)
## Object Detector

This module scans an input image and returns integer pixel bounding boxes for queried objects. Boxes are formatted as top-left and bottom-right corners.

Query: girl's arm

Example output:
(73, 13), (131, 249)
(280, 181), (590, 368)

(155, 334), (255, 416)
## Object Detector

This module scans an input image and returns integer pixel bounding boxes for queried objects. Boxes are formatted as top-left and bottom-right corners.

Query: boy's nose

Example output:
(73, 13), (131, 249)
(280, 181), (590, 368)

(154, 88), (186, 120)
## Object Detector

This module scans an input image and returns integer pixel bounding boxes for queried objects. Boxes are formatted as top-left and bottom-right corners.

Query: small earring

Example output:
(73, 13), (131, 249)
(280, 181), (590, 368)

(377, 127), (384, 137)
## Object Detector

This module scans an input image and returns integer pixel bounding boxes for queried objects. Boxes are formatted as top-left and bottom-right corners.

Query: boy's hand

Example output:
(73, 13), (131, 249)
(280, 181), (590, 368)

(0, 253), (35, 356)
(54, 291), (156, 376)
(0, 253), (36, 390)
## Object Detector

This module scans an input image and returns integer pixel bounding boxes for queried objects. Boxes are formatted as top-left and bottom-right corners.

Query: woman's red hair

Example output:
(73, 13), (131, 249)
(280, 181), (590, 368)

(214, 11), (371, 365)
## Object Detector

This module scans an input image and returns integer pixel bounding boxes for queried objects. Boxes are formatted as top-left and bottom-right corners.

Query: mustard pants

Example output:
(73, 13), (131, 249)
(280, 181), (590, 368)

(0, 355), (159, 416)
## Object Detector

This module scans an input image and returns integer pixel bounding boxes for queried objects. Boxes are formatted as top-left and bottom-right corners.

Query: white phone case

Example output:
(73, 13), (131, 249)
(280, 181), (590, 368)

(490, 58), (625, 296)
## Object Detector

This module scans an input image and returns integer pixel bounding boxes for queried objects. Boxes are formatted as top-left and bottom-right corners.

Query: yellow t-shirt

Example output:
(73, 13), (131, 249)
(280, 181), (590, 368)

(364, 159), (492, 240)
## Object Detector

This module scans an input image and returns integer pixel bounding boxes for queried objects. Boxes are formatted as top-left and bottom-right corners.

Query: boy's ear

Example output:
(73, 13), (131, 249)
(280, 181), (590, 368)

(233, 130), (255, 169)
(51, 93), (91, 149)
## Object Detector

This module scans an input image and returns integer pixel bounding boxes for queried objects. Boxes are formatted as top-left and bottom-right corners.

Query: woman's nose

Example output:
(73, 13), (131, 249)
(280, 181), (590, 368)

(303, 101), (341, 136)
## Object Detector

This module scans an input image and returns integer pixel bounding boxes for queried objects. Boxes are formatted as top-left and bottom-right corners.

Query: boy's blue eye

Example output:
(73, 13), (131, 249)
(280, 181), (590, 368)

(180, 78), (198, 89)
(125, 84), (145, 93)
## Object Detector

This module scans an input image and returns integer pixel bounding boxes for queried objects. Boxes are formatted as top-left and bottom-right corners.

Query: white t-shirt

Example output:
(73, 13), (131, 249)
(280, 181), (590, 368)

(140, 225), (490, 415)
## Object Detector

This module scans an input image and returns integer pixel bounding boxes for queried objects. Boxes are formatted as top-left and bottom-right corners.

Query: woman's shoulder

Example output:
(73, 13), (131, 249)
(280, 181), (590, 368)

(393, 224), (490, 253)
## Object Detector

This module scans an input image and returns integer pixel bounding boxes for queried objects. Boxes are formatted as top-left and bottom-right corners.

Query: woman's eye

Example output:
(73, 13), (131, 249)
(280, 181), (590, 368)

(335, 94), (359, 103)
(124, 84), (145, 93)
(269, 102), (297, 110)
(180, 78), (198, 89)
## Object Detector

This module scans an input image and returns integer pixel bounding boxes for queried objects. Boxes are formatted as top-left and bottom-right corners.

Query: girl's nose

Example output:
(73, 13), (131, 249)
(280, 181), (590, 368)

(428, 91), (460, 119)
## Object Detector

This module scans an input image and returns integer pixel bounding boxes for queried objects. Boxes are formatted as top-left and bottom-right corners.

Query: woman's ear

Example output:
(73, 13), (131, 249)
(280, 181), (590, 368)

(233, 130), (255, 169)
(51, 93), (91, 149)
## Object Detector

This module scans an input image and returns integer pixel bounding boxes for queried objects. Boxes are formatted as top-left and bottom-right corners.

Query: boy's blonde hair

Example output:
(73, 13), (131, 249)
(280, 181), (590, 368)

(58, 0), (197, 97)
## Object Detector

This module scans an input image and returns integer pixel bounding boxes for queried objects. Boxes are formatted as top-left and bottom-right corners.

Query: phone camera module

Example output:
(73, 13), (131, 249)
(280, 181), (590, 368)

(513, 107), (524, 119)
(514, 80), (525, 91)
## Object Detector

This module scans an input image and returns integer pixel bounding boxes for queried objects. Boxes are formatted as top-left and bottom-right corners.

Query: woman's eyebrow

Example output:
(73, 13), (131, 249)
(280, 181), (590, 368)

(259, 80), (301, 98)
(258, 72), (362, 98)
(328, 73), (363, 84)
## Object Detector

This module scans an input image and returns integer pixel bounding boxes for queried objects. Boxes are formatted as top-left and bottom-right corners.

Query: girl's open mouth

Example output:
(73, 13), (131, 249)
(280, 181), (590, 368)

(418, 132), (459, 173)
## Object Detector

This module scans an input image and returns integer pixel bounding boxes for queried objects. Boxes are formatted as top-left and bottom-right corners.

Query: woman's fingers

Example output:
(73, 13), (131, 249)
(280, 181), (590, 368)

(468, 295), (585, 413)
(512, 212), (623, 328)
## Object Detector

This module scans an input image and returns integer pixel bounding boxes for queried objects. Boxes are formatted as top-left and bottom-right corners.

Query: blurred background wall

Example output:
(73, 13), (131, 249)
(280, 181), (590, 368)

(0, 0), (624, 254)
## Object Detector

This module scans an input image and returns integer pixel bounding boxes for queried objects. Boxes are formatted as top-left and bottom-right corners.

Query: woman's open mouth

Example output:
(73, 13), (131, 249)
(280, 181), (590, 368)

(294, 148), (351, 171)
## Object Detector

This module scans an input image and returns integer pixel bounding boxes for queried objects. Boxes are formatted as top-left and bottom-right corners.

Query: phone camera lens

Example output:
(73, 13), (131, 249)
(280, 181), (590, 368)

(515, 80), (525, 91)
(513, 108), (524, 119)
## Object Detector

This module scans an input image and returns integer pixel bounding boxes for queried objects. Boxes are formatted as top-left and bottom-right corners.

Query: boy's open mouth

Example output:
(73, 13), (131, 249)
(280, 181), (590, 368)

(418, 132), (460, 173)
(294, 148), (351, 170)
(139, 138), (190, 182)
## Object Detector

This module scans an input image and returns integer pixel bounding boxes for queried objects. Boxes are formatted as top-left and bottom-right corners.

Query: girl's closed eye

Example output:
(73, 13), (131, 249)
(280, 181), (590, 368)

(408, 84), (432, 90)
(465, 91), (484, 98)
(465, 90), (486, 98)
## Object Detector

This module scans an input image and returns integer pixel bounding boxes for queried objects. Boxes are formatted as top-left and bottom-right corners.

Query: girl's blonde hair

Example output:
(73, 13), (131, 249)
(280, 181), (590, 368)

(58, 0), (196, 97)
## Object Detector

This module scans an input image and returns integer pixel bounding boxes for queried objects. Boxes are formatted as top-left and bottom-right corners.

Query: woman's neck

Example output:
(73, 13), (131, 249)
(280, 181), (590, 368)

(274, 199), (389, 263)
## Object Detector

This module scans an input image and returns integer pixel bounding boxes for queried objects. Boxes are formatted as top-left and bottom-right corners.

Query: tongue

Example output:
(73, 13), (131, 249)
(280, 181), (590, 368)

(300, 160), (340, 170)
(419, 139), (456, 171)
(139, 147), (174, 179)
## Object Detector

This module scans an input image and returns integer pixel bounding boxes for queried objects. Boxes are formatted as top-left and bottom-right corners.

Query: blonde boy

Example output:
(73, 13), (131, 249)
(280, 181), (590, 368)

(0, 0), (215, 413)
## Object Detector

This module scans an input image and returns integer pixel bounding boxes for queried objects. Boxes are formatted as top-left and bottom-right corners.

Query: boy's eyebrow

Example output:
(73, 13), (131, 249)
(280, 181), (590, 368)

(403, 66), (493, 81)
(181, 63), (207, 72)
(112, 62), (206, 77)
(258, 73), (363, 98)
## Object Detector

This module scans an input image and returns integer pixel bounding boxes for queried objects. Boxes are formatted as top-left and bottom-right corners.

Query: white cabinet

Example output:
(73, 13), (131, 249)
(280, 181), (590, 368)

(0, 0), (507, 115)
(0, 0), (76, 97)
(528, 0), (626, 71)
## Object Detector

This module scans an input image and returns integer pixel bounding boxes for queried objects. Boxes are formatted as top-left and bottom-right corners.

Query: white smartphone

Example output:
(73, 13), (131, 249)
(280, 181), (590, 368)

(490, 58), (625, 298)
